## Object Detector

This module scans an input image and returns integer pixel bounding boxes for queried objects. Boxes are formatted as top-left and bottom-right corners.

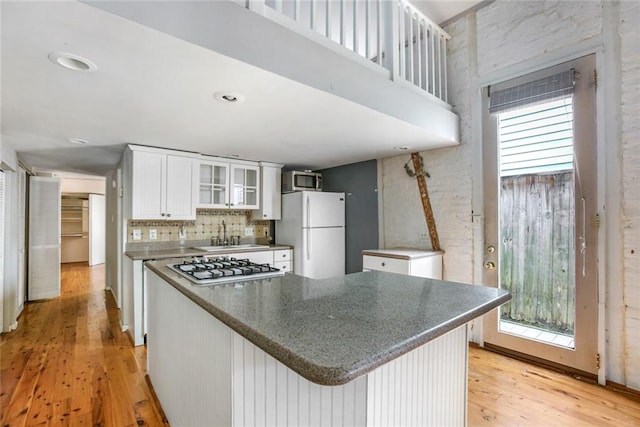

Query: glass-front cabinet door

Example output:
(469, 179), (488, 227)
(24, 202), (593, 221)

(199, 162), (229, 208)
(230, 164), (259, 209)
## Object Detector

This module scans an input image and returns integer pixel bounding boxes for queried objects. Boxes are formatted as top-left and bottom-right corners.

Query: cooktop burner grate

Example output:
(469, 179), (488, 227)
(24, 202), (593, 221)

(167, 257), (285, 285)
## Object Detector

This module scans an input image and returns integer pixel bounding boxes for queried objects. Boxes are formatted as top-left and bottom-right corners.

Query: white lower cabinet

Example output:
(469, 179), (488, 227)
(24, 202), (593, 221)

(362, 249), (443, 279)
(273, 249), (292, 272)
(216, 249), (292, 272)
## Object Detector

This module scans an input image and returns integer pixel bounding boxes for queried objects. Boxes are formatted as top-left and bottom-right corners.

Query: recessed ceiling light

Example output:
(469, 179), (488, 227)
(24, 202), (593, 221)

(393, 146), (411, 151)
(213, 91), (245, 104)
(68, 138), (89, 145)
(49, 52), (97, 72)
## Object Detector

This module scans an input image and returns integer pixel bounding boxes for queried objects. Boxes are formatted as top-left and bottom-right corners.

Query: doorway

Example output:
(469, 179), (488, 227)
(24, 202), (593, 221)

(482, 55), (599, 375)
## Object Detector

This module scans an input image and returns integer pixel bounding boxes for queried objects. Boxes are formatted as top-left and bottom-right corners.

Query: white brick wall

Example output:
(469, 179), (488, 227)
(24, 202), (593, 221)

(620, 0), (640, 390)
(381, 148), (473, 285)
(380, 0), (639, 389)
(476, 0), (602, 76)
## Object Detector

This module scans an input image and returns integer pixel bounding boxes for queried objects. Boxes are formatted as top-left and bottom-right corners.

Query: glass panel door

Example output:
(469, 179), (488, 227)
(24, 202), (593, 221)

(212, 164), (228, 206)
(498, 99), (576, 348)
(230, 165), (259, 208)
(199, 164), (213, 205)
(482, 55), (599, 375)
(199, 163), (228, 207)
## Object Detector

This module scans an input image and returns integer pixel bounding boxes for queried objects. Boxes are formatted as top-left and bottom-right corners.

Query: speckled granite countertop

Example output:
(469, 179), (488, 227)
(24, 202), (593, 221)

(145, 259), (510, 386)
(125, 243), (292, 260)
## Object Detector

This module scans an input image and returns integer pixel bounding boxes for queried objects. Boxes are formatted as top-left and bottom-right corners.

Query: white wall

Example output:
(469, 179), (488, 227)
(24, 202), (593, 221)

(105, 169), (121, 307)
(60, 177), (105, 194)
(620, 0), (640, 391)
(380, 0), (638, 390)
(1, 141), (20, 332)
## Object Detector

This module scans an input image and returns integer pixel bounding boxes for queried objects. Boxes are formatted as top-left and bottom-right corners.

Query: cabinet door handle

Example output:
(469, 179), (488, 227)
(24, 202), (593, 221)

(166, 213), (172, 218)
(161, 213), (166, 217)
(381, 262), (386, 267)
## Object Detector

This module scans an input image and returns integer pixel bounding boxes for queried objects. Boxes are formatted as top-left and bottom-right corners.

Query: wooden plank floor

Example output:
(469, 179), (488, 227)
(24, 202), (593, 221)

(468, 345), (640, 426)
(0, 263), (168, 426)
(2, 263), (639, 426)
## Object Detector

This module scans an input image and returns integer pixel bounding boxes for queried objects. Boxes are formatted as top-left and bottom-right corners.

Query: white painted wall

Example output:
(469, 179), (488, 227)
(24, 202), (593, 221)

(380, 0), (639, 389)
(620, 0), (640, 391)
(60, 177), (105, 194)
(104, 169), (122, 307)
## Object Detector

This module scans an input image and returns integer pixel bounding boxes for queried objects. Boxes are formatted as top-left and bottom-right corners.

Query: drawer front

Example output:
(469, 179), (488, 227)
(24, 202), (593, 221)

(362, 255), (409, 275)
(274, 261), (292, 272)
(273, 249), (292, 262)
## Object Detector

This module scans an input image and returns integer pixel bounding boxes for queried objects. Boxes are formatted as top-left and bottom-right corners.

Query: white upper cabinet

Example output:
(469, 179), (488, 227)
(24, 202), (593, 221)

(231, 164), (259, 209)
(199, 160), (260, 210)
(252, 162), (283, 220)
(130, 147), (197, 220)
(198, 161), (229, 209)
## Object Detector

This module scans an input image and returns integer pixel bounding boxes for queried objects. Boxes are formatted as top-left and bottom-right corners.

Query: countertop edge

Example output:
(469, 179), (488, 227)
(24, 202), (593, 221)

(362, 248), (445, 260)
(126, 244), (293, 260)
(145, 262), (510, 386)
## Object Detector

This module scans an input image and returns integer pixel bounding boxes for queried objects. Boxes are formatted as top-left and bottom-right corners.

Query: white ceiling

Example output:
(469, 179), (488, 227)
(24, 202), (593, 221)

(412, 0), (484, 25)
(1, 1), (480, 177)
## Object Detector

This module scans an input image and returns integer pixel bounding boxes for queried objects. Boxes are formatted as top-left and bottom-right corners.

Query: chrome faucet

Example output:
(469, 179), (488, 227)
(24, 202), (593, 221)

(221, 220), (227, 245)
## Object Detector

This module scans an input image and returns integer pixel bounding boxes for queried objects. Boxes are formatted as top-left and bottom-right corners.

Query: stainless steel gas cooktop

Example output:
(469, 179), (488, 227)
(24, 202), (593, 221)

(167, 257), (285, 285)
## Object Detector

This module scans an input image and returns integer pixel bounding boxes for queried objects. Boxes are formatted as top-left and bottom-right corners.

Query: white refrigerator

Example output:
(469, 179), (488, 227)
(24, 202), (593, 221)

(276, 191), (345, 279)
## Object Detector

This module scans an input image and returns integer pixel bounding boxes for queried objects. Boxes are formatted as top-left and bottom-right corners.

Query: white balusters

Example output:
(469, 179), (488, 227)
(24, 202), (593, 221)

(250, 0), (450, 102)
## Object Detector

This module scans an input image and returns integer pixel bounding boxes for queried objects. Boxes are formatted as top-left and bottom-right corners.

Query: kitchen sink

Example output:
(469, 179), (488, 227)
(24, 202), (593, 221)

(192, 244), (270, 252)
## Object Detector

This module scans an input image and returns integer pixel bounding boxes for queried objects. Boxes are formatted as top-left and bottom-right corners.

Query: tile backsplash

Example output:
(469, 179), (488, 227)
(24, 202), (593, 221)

(128, 209), (271, 243)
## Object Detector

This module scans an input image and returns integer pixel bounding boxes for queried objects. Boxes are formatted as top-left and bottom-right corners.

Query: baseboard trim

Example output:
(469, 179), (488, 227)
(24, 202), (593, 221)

(482, 342), (597, 383)
(606, 380), (640, 399)
(145, 375), (170, 426)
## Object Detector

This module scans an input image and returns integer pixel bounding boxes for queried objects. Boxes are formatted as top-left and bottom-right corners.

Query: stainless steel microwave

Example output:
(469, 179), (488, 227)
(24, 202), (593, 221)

(282, 170), (323, 193)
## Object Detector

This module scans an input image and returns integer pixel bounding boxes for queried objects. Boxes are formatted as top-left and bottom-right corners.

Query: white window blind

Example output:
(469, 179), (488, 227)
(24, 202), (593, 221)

(490, 69), (574, 114)
(499, 97), (574, 177)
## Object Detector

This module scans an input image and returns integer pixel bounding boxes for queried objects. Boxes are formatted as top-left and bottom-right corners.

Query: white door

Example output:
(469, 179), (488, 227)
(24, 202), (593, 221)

(29, 176), (61, 300)
(89, 194), (106, 266)
(17, 168), (27, 312)
(132, 151), (166, 219)
(166, 155), (196, 219)
(302, 192), (345, 228)
(300, 227), (345, 279)
(482, 55), (598, 375)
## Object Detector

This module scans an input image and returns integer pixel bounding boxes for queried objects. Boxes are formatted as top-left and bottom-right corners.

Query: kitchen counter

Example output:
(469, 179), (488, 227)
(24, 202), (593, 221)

(122, 242), (294, 347)
(125, 243), (292, 260)
(362, 247), (444, 260)
(145, 258), (510, 386)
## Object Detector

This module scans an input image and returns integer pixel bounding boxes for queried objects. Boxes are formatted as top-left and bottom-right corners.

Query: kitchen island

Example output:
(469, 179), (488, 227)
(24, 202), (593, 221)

(145, 259), (510, 426)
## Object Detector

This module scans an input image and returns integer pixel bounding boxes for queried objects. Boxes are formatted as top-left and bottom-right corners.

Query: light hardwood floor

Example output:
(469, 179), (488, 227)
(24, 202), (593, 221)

(2, 263), (639, 426)
(468, 345), (640, 426)
(0, 263), (167, 426)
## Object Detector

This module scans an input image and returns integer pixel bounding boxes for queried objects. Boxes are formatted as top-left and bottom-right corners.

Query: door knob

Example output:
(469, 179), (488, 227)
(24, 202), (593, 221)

(484, 261), (496, 270)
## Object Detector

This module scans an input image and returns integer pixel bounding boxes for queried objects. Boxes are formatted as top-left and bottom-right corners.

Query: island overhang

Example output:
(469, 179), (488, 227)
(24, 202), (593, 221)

(145, 258), (510, 386)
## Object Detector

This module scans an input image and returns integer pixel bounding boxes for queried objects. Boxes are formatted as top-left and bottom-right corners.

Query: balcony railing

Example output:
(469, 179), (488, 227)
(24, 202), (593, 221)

(240, 0), (450, 103)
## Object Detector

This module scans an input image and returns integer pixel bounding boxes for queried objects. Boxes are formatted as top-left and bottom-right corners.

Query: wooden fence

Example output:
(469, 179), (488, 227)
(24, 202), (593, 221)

(499, 172), (575, 334)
